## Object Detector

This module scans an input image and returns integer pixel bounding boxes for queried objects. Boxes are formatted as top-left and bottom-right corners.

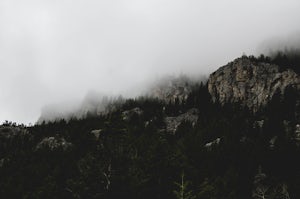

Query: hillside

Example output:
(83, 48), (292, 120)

(208, 56), (300, 112)
(1, 55), (300, 199)
(38, 75), (199, 123)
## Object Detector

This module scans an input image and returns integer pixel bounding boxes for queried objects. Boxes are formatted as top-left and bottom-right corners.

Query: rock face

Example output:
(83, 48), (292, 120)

(208, 57), (300, 111)
(150, 75), (196, 103)
(36, 136), (73, 152)
(165, 108), (199, 134)
(122, 107), (144, 121)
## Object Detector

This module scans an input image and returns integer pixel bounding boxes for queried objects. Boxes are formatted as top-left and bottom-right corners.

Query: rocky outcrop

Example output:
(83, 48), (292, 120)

(165, 108), (199, 133)
(35, 136), (73, 152)
(204, 138), (221, 151)
(208, 57), (300, 111)
(150, 75), (196, 103)
(122, 107), (143, 121)
(90, 129), (102, 140)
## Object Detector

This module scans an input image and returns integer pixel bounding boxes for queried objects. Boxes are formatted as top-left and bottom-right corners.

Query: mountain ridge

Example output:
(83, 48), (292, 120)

(208, 56), (300, 112)
(1, 54), (300, 198)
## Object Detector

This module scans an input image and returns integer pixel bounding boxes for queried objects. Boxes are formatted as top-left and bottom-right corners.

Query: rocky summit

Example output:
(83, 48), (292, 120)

(208, 56), (300, 111)
(150, 75), (196, 103)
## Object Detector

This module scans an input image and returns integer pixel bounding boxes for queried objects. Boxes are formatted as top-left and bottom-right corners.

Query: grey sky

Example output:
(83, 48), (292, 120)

(1, 0), (300, 124)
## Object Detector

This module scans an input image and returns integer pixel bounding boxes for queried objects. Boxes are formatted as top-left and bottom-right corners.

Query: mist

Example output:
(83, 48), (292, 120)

(1, 0), (300, 124)
(259, 32), (300, 55)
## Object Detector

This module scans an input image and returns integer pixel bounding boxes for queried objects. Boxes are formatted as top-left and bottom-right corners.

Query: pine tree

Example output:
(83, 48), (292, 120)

(173, 172), (196, 199)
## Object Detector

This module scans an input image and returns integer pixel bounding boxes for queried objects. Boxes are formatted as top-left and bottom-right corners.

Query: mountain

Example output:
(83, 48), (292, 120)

(208, 56), (300, 112)
(149, 75), (199, 103)
(1, 55), (300, 199)
(38, 75), (200, 123)
(38, 92), (125, 123)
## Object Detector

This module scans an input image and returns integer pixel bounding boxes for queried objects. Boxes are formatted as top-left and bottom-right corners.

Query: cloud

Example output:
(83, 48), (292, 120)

(258, 32), (300, 54)
(1, 0), (300, 124)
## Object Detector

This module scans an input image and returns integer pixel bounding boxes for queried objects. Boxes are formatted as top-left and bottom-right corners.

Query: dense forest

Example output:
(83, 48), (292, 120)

(248, 49), (300, 74)
(1, 53), (300, 199)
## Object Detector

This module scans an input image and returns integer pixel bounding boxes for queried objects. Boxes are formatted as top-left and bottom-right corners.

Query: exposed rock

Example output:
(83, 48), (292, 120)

(269, 136), (278, 149)
(204, 138), (221, 151)
(122, 107), (143, 121)
(150, 75), (196, 103)
(90, 129), (102, 140)
(294, 124), (300, 144)
(208, 56), (300, 111)
(165, 108), (199, 133)
(36, 136), (72, 152)
(144, 119), (153, 127)
(253, 120), (265, 129)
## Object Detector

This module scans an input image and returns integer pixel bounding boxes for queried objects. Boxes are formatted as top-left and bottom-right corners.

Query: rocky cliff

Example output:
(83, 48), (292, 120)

(150, 75), (196, 103)
(208, 56), (300, 111)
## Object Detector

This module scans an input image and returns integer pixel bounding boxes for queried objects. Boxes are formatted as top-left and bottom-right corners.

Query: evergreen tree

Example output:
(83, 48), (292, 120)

(173, 172), (196, 199)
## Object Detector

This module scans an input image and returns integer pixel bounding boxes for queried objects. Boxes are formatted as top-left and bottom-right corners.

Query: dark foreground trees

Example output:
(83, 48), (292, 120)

(1, 77), (300, 198)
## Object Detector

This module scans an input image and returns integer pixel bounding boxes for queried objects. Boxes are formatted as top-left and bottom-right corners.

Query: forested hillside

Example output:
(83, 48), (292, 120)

(1, 55), (300, 199)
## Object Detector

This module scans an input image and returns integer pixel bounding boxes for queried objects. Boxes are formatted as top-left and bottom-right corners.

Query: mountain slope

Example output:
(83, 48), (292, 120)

(1, 55), (300, 199)
(208, 56), (300, 112)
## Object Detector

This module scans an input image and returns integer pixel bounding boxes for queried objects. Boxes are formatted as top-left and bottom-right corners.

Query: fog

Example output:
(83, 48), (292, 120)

(259, 32), (300, 55)
(1, 0), (300, 124)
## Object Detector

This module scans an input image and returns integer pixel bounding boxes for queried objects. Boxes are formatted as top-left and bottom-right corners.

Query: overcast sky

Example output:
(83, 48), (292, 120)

(1, 0), (300, 124)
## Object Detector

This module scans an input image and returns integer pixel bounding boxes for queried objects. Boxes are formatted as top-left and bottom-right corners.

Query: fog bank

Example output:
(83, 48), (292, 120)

(1, 0), (300, 124)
